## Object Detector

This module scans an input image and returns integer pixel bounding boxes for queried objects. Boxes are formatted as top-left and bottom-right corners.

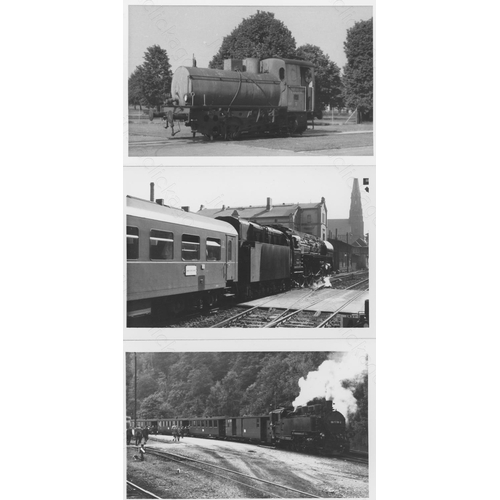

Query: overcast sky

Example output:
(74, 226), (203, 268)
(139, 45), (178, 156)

(124, 166), (375, 231)
(128, 5), (373, 75)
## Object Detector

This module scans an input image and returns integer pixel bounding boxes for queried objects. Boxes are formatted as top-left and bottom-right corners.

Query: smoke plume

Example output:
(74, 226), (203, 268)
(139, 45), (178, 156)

(292, 352), (366, 420)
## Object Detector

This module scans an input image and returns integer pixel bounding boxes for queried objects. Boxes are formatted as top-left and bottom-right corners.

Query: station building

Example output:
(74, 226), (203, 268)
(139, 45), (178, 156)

(198, 197), (328, 240)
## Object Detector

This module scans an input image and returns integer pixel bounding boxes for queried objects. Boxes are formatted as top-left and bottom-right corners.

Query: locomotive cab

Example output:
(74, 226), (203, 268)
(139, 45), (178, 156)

(260, 58), (315, 113)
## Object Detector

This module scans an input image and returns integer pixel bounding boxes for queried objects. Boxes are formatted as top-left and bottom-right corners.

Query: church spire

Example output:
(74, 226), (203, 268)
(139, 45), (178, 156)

(349, 179), (364, 241)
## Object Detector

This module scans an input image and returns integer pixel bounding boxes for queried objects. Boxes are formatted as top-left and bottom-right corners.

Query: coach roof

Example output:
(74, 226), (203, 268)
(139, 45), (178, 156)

(126, 196), (238, 236)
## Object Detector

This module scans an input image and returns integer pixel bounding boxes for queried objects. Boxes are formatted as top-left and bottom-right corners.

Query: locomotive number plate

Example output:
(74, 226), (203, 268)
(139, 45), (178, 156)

(185, 265), (197, 276)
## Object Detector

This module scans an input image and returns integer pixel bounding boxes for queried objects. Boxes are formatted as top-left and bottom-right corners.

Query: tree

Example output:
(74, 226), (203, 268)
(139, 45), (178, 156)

(135, 45), (173, 112)
(209, 11), (297, 69)
(128, 67), (144, 109)
(139, 393), (166, 419)
(296, 44), (343, 113)
(342, 18), (373, 121)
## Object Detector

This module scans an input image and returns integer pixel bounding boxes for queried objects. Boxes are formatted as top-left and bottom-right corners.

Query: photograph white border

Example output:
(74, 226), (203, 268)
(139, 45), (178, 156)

(123, 0), (375, 166)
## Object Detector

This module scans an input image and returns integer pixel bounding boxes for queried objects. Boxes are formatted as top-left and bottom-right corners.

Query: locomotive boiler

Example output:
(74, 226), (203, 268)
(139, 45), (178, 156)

(164, 57), (315, 139)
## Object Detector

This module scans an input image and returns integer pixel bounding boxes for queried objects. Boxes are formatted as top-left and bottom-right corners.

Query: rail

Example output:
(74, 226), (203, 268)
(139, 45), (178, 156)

(144, 447), (321, 498)
(126, 480), (161, 499)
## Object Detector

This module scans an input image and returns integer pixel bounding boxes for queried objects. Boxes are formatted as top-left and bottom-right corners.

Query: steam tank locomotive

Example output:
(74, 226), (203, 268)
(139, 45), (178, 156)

(165, 57), (315, 139)
(270, 399), (350, 454)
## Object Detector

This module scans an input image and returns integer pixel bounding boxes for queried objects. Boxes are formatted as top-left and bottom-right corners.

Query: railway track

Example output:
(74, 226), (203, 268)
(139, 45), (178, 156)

(144, 447), (321, 498)
(126, 480), (161, 499)
(210, 279), (368, 328)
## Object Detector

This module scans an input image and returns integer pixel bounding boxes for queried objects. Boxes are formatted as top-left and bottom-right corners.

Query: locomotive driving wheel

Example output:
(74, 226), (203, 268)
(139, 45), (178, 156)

(225, 118), (242, 140)
(288, 116), (299, 134)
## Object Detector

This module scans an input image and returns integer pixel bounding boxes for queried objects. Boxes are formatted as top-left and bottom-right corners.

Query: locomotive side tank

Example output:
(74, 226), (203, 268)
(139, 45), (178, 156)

(171, 66), (281, 108)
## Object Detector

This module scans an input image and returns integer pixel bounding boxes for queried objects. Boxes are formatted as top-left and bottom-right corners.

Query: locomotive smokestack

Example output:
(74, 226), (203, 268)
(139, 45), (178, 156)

(266, 197), (272, 211)
(192, 54), (197, 67)
(150, 182), (154, 202)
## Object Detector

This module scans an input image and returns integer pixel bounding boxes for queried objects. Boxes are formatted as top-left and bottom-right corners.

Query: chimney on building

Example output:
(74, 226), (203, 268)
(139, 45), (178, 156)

(321, 196), (325, 204)
(199, 204), (205, 211)
(222, 204), (226, 210)
(266, 197), (273, 211)
(155, 199), (164, 205)
(150, 182), (155, 202)
(181, 206), (189, 212)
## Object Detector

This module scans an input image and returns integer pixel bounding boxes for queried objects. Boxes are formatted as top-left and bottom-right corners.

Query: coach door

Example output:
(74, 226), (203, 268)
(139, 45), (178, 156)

(225, 235), (237, 281)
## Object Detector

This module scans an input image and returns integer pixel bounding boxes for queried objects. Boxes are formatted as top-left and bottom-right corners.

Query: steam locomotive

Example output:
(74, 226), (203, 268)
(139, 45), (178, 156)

(131, 399), (349, 455)
(126, 196), (333, 321)
(164, 56), (315, 140)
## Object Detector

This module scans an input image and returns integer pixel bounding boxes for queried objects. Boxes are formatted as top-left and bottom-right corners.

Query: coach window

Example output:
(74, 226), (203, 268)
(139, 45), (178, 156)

(181, 234), (200, 260)
(228, 239), (233, 261)
(279, 67), (285, 80)
(206, 238), (221, 261)
(150, 229), (174, 260)
(127, 226), (139, 260)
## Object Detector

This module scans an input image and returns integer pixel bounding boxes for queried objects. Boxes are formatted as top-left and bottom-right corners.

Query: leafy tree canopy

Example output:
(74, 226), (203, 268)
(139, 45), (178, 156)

(296, 44), (343, 111)
(209, 11), (297, 69)
(342, 18), (373, 117)
(128, 67), (144, 108)
(129, 45), (173, 111)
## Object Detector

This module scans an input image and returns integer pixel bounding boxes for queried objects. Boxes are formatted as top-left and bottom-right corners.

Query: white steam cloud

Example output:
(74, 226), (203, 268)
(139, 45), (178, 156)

(293, 353), (366, 420)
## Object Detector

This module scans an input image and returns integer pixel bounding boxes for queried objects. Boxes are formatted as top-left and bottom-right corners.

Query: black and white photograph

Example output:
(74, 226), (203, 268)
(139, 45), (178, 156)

(125, 349), (371, 498)
(126, 4), (373, 157)
(125, 166), (373, 329)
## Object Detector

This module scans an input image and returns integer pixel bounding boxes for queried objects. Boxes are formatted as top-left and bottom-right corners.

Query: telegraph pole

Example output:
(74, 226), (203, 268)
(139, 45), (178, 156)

(134, 352), (137, 427)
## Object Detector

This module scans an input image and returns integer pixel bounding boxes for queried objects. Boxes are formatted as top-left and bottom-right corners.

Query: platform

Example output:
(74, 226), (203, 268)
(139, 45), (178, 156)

(240, 288), (368, 314)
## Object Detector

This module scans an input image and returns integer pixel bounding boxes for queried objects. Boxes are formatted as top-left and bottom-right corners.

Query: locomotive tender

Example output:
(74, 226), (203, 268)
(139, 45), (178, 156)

(164, 57), (315, 140)
(126, 196), (333, 320)
(132, 400), (349, 455)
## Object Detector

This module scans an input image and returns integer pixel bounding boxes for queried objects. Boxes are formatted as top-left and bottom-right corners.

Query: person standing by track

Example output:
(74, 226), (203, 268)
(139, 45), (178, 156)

(163, 94), (179, 137)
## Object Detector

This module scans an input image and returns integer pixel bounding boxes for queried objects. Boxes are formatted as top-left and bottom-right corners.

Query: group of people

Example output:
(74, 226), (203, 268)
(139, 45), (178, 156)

(127, 426), (150, 462)
(127, 424), (187, 461)
(171, 424), (184, 442)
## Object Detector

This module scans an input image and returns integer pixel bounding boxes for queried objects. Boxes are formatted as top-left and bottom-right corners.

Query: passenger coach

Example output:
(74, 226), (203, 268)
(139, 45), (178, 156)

(126, 196), (238, 319)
